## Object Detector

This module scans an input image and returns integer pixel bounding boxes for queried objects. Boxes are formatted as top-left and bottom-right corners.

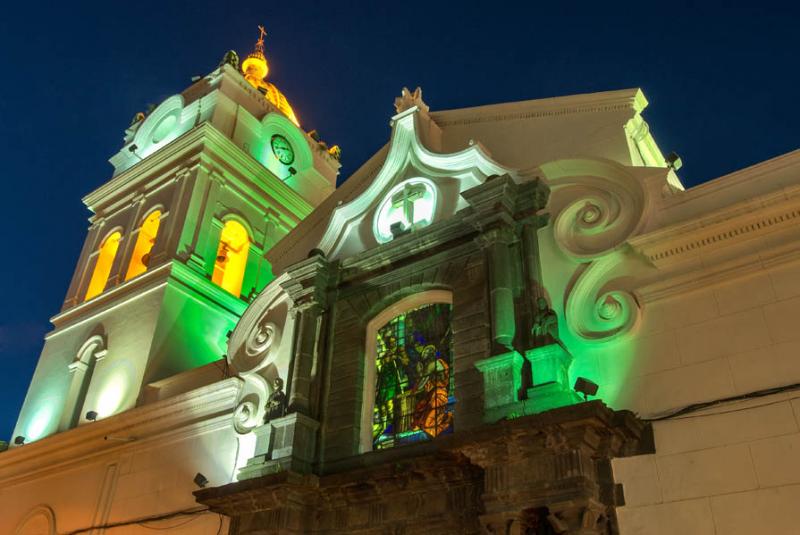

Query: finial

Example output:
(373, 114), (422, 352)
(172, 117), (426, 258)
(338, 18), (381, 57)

(242, 24), (270, 82)
(256, 25), (267, 53)
(394, 86), (429, 114)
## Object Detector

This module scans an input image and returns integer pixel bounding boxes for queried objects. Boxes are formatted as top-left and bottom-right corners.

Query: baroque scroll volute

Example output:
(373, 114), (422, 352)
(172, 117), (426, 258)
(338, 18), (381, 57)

(227, 274), (293, 433)
(541, 159), (648, 342)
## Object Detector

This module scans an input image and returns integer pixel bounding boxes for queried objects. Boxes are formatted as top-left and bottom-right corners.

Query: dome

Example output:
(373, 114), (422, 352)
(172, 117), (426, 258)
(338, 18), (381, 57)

(240, 28), (300, 126)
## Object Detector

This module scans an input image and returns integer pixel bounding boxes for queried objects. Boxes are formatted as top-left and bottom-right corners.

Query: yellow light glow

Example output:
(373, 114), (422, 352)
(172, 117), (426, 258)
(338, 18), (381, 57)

(94, 361), (133, 418)
(85, 231), (122, 301)
(125, 210), (161, 281)
(212, 220), (250, 298)
(240, 27), (300, 126)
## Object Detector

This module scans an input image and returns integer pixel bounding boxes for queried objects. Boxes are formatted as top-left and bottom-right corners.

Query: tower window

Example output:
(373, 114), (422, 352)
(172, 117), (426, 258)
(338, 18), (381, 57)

(212, 220), (250, 298)
(125, 210), (161, 281)
(85, 231), (122, 301)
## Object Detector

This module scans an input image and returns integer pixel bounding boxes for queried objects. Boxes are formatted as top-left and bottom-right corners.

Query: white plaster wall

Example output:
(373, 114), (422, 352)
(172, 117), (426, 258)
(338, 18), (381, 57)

(14, 287), (165, 441)
(613, 259), (800, 533)
(0, 419), (238, 534)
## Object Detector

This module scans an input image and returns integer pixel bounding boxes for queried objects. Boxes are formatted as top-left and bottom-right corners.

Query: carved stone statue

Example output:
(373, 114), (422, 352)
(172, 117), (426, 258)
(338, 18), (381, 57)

(264, 377), (287, 422)
(219, 50), (240, 70)
(531, 297), (559, 346)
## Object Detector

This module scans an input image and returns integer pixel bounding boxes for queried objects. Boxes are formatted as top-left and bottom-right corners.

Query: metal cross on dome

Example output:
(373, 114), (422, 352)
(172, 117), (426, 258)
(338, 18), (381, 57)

(391, 182), (427, 228)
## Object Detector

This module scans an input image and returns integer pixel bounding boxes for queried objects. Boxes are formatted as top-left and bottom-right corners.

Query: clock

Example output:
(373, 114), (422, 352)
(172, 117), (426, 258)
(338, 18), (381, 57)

(270, 134), (295, 165)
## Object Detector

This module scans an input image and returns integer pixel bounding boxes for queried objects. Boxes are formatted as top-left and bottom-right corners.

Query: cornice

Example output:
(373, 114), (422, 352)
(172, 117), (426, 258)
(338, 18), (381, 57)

(0, 378), (242, 487)
(49, 260), (248, 334)
(431, 88), (646, 127)
(83, 124), (312, 221)
(49, 262), (172, 331)
(636, 237), (800, 303)
(660, 148), (800, 210)
(629, 184), (800, 268)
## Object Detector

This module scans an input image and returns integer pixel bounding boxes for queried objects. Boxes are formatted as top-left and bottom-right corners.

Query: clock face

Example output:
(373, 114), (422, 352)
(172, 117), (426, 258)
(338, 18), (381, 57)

(270, 134), (295, 165)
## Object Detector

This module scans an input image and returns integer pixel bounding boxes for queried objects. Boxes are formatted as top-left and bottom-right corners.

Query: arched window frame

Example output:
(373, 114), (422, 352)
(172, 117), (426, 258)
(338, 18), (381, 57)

(211, 215), (254, 298)
(84, 227), (124, 301)
(124, 206), (164, 281)
(14, 505), (56, 535)
(59, 334), (107, 430)
(360, 289), (454, 453)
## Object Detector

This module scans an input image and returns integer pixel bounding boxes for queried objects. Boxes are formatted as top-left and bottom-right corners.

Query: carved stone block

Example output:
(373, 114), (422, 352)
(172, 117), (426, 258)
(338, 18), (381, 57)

(238, 412), (320, 480)
(475, 350), (524, 411)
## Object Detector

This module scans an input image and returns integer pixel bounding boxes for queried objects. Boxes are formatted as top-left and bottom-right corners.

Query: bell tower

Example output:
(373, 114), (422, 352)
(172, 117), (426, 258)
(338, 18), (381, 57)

(12, 31), (340, 445)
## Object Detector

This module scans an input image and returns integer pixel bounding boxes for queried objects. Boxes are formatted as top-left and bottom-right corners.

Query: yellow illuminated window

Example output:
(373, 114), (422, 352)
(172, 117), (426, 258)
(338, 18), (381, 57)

(85, 231), (122, 301)
(125, 210), (161, 281)
(212, 220), (250, 297)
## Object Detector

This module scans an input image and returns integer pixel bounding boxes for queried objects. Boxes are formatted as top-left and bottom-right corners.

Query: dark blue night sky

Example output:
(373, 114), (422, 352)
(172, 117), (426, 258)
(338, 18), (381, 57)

(0, 1), (797, 440)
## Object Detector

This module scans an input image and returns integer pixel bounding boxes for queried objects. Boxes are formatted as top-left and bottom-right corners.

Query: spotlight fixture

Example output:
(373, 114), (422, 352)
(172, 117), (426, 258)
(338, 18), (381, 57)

(14, 435), (25, 445)
(665, 151), (683, 171)
(574, 377), (599, 401)
(128, 143), (139, 153)
(85, 410), (98, 422)
(193, 472), (209, 488)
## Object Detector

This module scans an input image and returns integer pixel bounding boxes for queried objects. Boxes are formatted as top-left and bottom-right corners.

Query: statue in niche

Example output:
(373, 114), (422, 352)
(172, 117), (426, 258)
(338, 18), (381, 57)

(531, 297), (560, 346)
(264, 377), (287, 422)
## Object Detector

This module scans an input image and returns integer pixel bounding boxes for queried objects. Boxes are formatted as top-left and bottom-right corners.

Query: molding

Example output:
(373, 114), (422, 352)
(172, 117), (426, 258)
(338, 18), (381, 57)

(85, 124), (313, 223)
(316, 108), (514, 258)
(636, 234), (800, 303)
(430, 88), (646, 127)
(0, 378), (242, 487)
(49, 263), (172, 332)
(630, 184), (800, 268)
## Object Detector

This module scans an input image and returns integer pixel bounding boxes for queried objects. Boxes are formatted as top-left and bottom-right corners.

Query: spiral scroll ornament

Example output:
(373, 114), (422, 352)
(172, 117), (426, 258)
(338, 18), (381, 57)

(233, 399), (260, 434)
(549, 164), (646, 343)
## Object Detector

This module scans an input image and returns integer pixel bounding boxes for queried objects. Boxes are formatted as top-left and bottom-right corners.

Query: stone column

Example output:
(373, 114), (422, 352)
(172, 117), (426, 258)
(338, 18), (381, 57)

(477, 226), (517, 351)
(280, 252), (332, 417)
(462, 175), (521, 355)
(287, 301), (324, 414)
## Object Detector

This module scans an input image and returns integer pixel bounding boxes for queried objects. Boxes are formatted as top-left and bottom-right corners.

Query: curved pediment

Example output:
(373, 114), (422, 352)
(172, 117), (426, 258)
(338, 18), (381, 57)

(317, 107), (516, 259)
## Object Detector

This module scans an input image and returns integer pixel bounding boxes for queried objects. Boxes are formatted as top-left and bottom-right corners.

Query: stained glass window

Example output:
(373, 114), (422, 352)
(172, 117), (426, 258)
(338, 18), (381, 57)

(372, 302), (454, 450)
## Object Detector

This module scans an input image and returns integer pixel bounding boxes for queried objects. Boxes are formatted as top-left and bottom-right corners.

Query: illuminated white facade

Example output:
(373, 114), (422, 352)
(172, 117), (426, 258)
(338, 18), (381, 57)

(3, 58), (800, 535)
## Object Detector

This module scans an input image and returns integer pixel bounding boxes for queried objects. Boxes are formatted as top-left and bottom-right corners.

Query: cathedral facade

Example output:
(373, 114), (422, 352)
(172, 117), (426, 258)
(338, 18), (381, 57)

(4, 36), (800, 535)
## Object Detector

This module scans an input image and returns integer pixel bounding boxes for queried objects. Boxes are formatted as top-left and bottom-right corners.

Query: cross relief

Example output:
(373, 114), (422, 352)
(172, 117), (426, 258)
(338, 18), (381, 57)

(390, 182), (427, 230)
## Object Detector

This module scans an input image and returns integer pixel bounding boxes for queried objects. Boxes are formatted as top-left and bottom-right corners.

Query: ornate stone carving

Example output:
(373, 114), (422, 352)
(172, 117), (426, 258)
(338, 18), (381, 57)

(264, 377), (287, 422)
(544, 159), (646, 342)
(393, 86), (429, 114)
(198, 402), (650, 535)
(228, 274), (289, 375)
(531, 297), (559, 346)
(233, 400), (260, 434)
(219, 50), (240, 70)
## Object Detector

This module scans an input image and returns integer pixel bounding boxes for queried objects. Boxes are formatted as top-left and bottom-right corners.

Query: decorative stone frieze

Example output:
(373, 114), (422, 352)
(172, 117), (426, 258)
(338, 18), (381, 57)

(197, 401), (650, 535)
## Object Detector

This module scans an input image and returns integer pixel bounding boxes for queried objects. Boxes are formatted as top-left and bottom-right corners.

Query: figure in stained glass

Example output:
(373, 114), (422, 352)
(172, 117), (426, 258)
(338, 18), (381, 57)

(372, 302), (454, 449)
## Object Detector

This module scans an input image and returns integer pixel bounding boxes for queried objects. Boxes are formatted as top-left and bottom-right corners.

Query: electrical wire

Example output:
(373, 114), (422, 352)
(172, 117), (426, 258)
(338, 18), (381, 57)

(59, 507), (218, 534)
(643, 381), (800, 421)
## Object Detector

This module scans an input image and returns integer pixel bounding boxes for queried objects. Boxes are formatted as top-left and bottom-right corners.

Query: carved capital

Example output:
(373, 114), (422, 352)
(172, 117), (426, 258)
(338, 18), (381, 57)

(281, 253), (333, 310)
